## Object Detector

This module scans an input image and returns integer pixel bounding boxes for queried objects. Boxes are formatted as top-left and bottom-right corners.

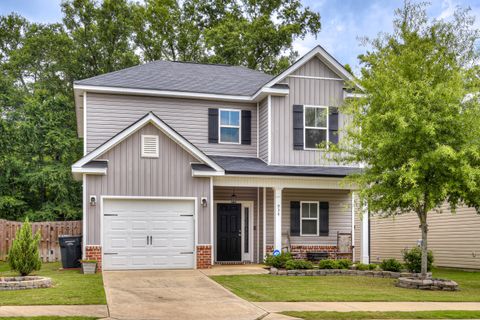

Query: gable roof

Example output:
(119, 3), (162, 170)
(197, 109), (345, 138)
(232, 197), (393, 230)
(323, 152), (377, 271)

(72, 112), (224, 178)
(75, 61), (274, 96)
(263, 45), (362, 90)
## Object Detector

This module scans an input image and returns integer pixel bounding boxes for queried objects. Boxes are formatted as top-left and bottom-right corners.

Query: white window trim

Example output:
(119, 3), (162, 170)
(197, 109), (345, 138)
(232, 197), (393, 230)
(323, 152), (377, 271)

(303, 105), (329, 151)
(141, 134), (159, 158)
(300, 201), (319, 236)
(218, 108), (242, 144)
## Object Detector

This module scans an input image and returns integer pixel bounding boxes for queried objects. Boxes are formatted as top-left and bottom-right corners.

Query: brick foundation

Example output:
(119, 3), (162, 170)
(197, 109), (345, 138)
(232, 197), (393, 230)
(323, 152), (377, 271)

(266, 245), (351, 260)
(85, 245), (102, 272)
(196, 245), (212, 269)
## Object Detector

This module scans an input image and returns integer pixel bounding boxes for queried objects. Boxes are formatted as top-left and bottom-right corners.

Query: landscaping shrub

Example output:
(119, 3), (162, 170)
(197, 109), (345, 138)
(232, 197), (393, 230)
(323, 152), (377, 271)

(285, 259), (314, 270)
(368, 263), (378, 270)
(402, 246), (434, 273)
(264, 252), (293, 268)
(355, 263), (369, 271)
(336, 259), (353, 269)
(318, 259), (339, 269)
(8, 219), (42, 276)
(380, 258), (403, 272)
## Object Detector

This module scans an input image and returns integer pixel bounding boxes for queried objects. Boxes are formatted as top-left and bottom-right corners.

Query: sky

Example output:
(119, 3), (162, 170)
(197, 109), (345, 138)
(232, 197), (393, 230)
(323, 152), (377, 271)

(1, 0), (480, 73)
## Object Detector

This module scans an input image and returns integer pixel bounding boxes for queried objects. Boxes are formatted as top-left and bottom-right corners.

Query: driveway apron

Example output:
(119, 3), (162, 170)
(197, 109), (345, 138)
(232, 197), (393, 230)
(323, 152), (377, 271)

(103, 269), (266, 320)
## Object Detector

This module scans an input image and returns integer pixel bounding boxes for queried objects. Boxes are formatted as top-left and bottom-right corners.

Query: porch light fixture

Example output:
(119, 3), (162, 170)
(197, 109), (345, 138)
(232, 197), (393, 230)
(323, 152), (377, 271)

(231, 188), (237, 204)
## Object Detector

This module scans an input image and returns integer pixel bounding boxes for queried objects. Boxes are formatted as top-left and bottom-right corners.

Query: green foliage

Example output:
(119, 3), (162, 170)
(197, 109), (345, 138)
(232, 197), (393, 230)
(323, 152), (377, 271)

(336, 259), (353, 269)
(368, 263), (378, 271)
(318, 259), (339, 269)
(380, 258), (403, 272)
(264, 252), (293, 268)
(285, 259), (314, 270)
(403, 247), (434, 273)
(335, 0), (480, 277)
(0, 1), (322, 221)
(8, 219), (42, 276)
(130, 0), (321, 74)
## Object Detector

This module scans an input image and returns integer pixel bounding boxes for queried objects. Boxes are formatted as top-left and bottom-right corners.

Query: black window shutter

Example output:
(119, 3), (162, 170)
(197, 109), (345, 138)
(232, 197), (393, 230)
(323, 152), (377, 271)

(329, 107), (339, 145)
(208, 108), (218, 143)
(319, 202), (329, 236)
(290, 201), (300, 236)
(293, 105), (304, 150)
(241, 110), (251, 145)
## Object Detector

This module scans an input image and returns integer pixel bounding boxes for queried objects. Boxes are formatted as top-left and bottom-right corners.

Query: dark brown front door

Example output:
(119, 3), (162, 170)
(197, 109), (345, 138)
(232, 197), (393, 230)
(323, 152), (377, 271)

(217, 203), (241, 261)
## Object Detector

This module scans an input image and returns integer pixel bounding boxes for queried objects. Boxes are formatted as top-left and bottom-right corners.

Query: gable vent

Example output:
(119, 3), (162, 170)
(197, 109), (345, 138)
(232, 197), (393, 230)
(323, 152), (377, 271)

(141, 135), (159, 158)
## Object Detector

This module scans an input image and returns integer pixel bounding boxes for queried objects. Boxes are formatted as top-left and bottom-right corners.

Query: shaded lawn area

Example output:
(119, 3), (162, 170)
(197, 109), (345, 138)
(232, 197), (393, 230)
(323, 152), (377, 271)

(211, 268), (480, 302)
(0, 262), (106, 306)
(282, 310), (480, 319)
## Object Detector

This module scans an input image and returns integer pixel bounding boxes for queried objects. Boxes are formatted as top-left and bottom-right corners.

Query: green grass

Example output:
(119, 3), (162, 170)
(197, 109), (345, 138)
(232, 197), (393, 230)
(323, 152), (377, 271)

(0, 318), (96, 320)
(211, 268), (480, 302)
(0, 262), (106, 306)
(282, 310), (480, 319)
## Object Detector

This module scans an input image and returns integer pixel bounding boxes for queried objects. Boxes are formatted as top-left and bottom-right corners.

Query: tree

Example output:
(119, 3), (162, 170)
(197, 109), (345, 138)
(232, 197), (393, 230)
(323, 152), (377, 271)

(8, 219), (42, 276)
(337, 1), (480, 278)
(132, 0), (321, 74)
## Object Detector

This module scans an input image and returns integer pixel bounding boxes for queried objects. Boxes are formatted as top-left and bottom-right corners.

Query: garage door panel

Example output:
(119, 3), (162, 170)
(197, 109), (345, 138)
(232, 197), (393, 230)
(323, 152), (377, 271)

(103, 199), (195, 270)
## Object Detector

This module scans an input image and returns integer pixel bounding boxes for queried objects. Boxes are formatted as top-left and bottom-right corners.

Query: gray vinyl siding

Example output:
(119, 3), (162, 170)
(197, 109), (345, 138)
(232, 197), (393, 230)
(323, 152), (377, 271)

(265, 189), (352, 246)
(367, 205), (480, 269)
(86, 93), (257, 157)
(85, 123), (211, 245)
(258, 97), (269, 162)
(270, 57), (354, 166)
(213, 187), (261, 262)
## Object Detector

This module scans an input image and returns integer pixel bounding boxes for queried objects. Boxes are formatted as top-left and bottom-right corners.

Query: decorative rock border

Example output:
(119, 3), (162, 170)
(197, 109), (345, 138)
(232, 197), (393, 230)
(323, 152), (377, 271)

(269, 267), (432, 279)
(0, 276), (52, 290)
(396, 277), (458, 291)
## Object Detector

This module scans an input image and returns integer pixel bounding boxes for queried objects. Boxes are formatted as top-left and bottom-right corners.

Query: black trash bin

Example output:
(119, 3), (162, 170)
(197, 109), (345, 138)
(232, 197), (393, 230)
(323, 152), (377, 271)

(59, 235), (82, 268)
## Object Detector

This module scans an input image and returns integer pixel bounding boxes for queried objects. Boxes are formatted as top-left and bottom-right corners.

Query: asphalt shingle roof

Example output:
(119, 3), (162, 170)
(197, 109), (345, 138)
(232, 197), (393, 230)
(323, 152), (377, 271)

(208, 156), (362, 177)
(75, 61), (274, 96)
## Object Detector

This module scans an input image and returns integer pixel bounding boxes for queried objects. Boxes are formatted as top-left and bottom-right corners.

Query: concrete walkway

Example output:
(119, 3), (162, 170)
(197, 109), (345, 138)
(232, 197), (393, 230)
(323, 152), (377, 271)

(0, 305), (108, 317)
(103, 269), (266, 320)
(254, 301), (480, 313)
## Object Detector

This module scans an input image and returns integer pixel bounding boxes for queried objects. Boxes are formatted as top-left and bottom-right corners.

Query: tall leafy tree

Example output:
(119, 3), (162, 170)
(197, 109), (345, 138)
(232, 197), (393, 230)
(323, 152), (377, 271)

(61, 0), (140, 80)
(133, 0), (321, 74)
(337, 1), (480, 277)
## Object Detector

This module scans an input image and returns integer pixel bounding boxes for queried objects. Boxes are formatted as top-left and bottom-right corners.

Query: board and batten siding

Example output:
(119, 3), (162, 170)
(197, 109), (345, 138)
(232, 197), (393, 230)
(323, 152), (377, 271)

(86, 93), (257, 157)
(265, 188), (352, 246)
(368, 205), (480, 269)
(270, 57), (353, 166)
(258, 97), (269, 162)
(85, 123), (211, 245)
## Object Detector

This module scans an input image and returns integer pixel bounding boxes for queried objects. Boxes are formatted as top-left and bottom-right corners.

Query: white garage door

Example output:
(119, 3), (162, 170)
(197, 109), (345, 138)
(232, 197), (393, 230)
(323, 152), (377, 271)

(102, 198), (195, 270)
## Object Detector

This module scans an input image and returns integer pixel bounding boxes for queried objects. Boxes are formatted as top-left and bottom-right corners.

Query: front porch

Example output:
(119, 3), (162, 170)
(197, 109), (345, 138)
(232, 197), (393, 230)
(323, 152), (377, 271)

(211, 182), (359, 265)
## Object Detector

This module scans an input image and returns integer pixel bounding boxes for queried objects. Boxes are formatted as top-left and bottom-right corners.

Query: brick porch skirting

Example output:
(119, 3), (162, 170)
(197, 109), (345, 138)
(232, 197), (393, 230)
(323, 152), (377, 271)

(196, 245), (212, 269)
(85, 245), (102, 272)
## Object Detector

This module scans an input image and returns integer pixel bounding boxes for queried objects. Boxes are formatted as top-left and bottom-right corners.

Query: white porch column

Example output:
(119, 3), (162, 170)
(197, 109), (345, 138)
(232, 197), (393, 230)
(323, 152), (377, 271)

(274, 187), (283, 252)
(361, 202), (370, 264)
(351, 192), (355, 261)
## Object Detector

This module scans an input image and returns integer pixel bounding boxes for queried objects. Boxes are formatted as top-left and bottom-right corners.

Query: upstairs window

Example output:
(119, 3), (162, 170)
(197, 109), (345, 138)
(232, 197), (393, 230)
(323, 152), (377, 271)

(141, 135), (159, 158)
(219, 109), (241, 144)
(304, 106), (328, 149)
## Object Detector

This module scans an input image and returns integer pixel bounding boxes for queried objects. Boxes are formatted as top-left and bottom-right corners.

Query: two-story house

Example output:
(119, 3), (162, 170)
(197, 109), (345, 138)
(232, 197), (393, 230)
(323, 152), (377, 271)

(71, 46), (367, 271)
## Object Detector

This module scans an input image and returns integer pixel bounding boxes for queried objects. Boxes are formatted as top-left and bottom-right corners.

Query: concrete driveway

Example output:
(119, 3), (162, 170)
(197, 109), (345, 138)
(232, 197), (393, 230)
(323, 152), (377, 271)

(103, 269), (267, 320)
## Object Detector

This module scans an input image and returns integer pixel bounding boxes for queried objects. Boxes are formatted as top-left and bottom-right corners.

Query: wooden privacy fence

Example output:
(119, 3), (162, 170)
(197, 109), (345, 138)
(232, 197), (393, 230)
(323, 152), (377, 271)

(0, 219), (82, 262)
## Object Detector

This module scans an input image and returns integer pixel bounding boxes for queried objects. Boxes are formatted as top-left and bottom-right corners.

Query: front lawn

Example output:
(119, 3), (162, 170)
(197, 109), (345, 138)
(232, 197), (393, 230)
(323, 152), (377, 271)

(0, 262), (106, 306)
(0, 318), (96, 320)
(283, 311), (480, 319)
(211, 268), (480, 302)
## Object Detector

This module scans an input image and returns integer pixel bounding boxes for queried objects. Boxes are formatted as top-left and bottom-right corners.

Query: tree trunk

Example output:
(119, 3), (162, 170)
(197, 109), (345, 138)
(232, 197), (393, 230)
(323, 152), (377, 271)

(418, 210), (428, 279)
